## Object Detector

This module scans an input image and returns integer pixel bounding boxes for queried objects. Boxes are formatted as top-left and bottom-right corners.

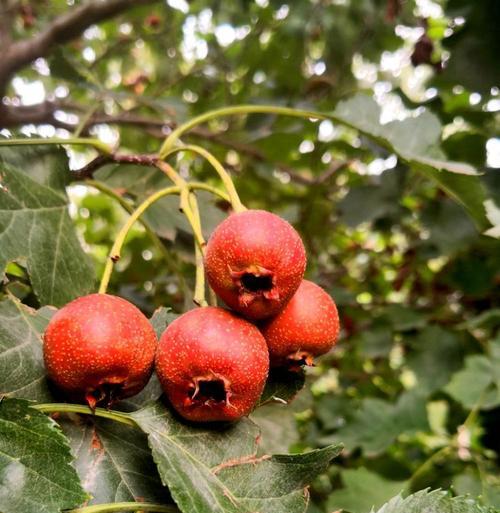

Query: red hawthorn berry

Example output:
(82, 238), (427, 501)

(155, 307), (269, 422)
(43, 294), (157, 409)
(205, 210), (307, 320)
(260, 280), (340, 369)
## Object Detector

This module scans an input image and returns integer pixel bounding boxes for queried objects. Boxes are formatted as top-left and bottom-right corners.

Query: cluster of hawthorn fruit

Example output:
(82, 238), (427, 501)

(43, 209), (340, 422)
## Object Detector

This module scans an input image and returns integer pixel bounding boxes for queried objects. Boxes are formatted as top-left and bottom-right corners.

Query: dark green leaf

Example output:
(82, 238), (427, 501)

(59, 415), (171, 505)
(445, 338), (500, 410)
(0, 152), (95, 306)
(0, 398), (87, 513)
(332, 95), (478, 175)
(406, 326), (464, 394)
(149, 306), (180, 338)
(259, 367), (306, 405)
(327, 468), (406, 513)
(373, 489), (497, 513)
(322, 391), (429, 455)
(0, 296), (52, 401)
(131, 401), (342, 513)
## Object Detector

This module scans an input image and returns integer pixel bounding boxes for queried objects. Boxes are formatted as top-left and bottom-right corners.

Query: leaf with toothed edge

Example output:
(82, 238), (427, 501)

(0, 398), (88, 513)
(0, 145), (95, 306)
(0, 295), (53, 401)
(59, 415), (172, 506)
(372, 488), (498, 513)
(131, 400), (342, 513)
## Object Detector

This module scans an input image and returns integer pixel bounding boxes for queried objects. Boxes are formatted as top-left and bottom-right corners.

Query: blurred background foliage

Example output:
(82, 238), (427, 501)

(1, 0), (500, 512)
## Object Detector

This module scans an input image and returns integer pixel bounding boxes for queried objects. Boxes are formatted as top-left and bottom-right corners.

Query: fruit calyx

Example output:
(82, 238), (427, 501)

(286, 350), (315, 372)
(85, 381), (126, 410)
(185, 373), (232, 408)
(230, 264), (279, 307)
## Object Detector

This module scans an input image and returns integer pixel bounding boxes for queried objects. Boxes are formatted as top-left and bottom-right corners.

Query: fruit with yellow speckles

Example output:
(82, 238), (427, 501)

(260, 280), (340, 369)
(205, 210), (306, 320)
(43, 293), (158, 409)
(155, 306), (269, 422)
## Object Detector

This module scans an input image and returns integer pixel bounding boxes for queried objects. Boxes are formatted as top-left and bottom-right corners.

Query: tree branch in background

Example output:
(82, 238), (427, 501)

(1, 100), (353, 185)
(72, 152), (158, 180)
(0, 0), (162, 101)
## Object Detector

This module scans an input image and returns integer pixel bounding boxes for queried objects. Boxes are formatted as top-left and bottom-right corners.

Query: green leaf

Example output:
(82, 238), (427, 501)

(323, 391), (429, 455)
(372, 489), (497, 513)
(0, 149), (95, 306)
(59, 416), (171, 505)
(460, 309), (500, 330)
(406, 326), (464, 394)
(259, 367), (306, 405)
(0, 296), (53, 401)
(0, 398), (87, 513)
(250, 402), (300, 454)
(380, 305), (427, 331)
(332, 94), (478, 175)
(0, 143), (70, 191)
(149, 306), (180, 338)
(444, 339), (500, 410)
(131, 401), (342, 513)
(327, 468), (406, 513)
(357, 327), (393, 358)
(331, 94), (493, 230)
(419, 168), (490, 231)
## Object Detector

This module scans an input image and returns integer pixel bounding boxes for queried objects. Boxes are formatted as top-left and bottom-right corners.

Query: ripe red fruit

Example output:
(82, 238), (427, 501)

(205, 210), (306, 320)
(155, 307), (269, 422)
(43, 294), (157, 409)
(260, 280), (340, 369)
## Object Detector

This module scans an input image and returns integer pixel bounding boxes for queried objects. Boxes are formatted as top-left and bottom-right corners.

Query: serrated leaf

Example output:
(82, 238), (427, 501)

(0, 398), (87, 513)
(131, 401), (342, 513)
(0, 151), (95, 306)
(327, 468), (406, 513)
(373, 488), (497, 513)
(445, 339), (500, 410)
(0, 296), (53, 401)
(59, 415), (171, 506)
(322, 390), (429, 455)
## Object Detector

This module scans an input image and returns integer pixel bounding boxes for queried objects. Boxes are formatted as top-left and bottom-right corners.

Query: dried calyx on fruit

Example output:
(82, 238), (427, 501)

(205, 209), (306, 320)
(43, 294), (158, 409)
(260, 280), (340, 370)
(155, 306), (269, 422)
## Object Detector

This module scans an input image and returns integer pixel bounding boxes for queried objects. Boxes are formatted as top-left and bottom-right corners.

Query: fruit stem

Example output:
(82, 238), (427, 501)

(189, 193), (208, 306)
(85, 179), (188, 294)
(154, 161), (206, 250)
(159, 105), (328, 158)
(162, 145), (245, 213)
(0, 136), (113, 155)
(155, 160), (211, 306)
(97, 182), (228, 295)
(32, 403), (137, 428)
(67, 502), (177, 513)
